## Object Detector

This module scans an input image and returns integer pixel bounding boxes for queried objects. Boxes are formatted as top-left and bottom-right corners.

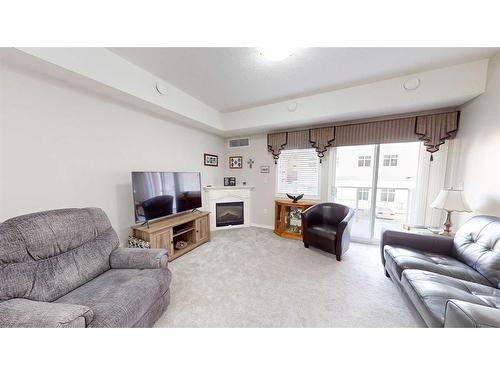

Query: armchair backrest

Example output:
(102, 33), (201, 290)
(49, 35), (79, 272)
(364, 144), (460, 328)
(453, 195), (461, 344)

(0, 208), (119, 302)
(453, 215), (500, 288)
(319, 203), (351, 226)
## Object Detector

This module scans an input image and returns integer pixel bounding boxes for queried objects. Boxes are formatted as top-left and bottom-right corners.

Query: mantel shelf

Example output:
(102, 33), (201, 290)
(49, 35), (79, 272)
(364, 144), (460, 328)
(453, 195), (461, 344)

(203, 185), (255, 191)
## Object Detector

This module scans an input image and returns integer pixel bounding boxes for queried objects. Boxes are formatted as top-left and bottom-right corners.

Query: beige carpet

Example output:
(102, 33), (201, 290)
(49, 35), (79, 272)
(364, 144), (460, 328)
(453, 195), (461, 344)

(155, 227), (419, 327)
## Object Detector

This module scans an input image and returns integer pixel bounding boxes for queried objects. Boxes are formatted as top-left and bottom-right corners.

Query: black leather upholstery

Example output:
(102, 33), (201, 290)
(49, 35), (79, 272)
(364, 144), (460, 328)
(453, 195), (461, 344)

(382, 215), (500, 327)
(301, 203), (354, 261)
(401, 270), (500, 327)
(452, 216), (500, 288)
(445, 299), (500, 327)
(384, 246), (492, 285)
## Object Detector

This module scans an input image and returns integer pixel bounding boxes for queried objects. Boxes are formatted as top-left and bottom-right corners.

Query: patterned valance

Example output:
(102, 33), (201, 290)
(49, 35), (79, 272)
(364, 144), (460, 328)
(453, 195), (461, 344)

(309, 126), (336, 161)
(416, 112), (459, 160)
(267, 132), (287, 162)
(267, 109), (459, 163)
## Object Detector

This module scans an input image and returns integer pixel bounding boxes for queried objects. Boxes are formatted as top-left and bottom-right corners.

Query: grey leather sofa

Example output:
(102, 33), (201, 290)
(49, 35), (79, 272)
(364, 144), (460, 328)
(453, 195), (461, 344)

(381, 215), (500, 327)
(0, 208), (171, 328)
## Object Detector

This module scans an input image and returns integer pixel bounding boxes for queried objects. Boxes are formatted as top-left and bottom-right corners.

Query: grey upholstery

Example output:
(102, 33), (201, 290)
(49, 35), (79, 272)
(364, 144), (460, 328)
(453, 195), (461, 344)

(57, 267), (172, 328)
(110, 247), (169, 269)
(382, 215), (500, 327)
(452, 216), (500, 288)
(0, 298), (93, 328)
(384, 246), (492, 285)
(401, 270), (500, 327)
(444, 299), (500, 328)
(0, 208), (171, 328)
(301, 203), (354, 261)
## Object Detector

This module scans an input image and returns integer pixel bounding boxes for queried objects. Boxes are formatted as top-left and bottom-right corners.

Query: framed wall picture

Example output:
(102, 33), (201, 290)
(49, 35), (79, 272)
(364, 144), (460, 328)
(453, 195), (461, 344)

(204, 153), (218, 167)
(224, 177), (236, 186)
(260, 165), (270, 173)
(229, 156), (243, 169)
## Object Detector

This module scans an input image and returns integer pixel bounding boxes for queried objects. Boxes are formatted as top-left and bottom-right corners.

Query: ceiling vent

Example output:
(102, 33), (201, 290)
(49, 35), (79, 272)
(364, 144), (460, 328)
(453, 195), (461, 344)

(228, 138), (250, 149)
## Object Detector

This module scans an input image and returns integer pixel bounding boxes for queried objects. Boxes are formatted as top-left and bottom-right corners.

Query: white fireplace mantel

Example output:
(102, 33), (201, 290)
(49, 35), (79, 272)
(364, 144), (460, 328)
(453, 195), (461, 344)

(203, 186), (254, 231)
(203, 185), (255, 191)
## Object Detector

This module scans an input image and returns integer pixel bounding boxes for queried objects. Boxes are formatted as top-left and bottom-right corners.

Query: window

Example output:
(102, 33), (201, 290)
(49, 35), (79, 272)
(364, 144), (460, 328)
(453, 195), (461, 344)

(276, 149), (320, 197)
(357, 188), (369, 201)
(383, 154), (398, 166)
(358, 155), (371, 167)
(380, 188), (396, 202)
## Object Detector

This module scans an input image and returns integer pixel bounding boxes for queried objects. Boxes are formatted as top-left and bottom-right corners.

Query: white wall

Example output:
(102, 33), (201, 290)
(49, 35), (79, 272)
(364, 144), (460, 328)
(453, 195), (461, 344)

(223, 134), (277, 228)
(454, 52), (500, 227)
(0, 62), (225, 243)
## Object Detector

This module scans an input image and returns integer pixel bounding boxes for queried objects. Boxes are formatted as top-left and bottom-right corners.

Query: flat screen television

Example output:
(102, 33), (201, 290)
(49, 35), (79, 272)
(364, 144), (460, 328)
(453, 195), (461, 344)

(132, 171), (202, 223)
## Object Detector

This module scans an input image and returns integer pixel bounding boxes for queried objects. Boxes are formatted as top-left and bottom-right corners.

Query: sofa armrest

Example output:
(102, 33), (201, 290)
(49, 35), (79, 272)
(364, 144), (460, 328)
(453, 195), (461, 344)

(110, 247), (168, 269)
(0, 299), (93, 328)
(380, 229), (454, 266)
(444, 300), (500, 328)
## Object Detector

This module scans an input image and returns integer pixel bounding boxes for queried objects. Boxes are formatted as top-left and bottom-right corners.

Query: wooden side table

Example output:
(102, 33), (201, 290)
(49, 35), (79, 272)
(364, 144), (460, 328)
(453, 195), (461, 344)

(274, 199), (318, 240)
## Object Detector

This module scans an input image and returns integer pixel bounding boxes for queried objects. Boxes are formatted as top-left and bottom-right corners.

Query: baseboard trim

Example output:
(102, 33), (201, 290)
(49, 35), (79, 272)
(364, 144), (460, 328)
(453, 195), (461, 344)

(250, 223), (274, 230)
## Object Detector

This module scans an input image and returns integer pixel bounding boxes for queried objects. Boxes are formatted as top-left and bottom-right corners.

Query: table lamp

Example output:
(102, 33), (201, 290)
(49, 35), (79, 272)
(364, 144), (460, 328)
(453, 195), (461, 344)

(430, 188), (472, 235)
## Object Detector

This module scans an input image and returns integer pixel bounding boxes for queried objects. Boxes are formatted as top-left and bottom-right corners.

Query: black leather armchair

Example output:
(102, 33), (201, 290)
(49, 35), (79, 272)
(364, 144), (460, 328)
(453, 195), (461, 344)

(301, 203), (355, 261)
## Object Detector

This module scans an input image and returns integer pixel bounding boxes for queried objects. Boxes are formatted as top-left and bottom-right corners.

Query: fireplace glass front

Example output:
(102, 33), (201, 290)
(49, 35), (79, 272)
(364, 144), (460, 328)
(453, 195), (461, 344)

(216, 202), (244, 227)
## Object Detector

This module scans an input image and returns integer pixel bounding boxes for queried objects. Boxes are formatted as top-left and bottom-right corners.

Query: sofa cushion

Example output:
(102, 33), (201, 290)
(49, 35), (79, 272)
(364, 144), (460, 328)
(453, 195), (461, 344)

(401, 269), (500, 327)
(0, 208), (119, 302)
(308, 224), (337, 239)
(0, 298), (93, 328)
(56, 267), (172, 328)
(384, 245), (492, 286)
(453, 215), (500, 288)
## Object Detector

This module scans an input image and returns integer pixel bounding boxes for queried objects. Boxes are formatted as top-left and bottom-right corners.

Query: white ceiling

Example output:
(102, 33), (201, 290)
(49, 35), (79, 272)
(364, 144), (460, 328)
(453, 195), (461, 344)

(110, 47), (498, 113)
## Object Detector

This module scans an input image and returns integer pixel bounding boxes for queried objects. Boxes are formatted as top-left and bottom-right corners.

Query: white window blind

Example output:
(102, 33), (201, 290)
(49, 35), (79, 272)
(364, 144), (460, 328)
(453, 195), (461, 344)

(276, 149), (320, 197)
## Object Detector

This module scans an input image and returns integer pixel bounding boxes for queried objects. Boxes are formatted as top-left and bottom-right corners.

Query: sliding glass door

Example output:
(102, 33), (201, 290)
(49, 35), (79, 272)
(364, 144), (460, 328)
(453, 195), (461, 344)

(332, 142), (421, 241)
(333, 144), (376, 239)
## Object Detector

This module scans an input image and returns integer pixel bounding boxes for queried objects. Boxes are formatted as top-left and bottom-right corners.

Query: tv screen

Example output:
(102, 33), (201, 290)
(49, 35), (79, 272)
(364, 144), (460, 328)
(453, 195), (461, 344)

(132, 171), (202, 223)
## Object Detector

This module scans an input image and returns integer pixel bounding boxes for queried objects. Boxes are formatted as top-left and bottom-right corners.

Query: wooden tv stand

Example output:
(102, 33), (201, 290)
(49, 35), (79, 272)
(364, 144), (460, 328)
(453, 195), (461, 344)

(132, 211), (210, 260)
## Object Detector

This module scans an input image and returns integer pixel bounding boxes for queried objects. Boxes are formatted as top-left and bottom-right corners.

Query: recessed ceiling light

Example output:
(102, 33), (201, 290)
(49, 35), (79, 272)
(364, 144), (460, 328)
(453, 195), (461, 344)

(403, 77), (420, 91)
(156, 81), (169, 95)
(288, 101), (298, 112)
(258, 47), (296, 61)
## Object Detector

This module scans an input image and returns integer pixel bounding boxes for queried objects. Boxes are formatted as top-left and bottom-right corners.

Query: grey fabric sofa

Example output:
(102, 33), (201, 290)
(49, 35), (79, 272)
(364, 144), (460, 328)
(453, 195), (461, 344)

(0, 208), (171, 328)
(381, 215), (500, 328)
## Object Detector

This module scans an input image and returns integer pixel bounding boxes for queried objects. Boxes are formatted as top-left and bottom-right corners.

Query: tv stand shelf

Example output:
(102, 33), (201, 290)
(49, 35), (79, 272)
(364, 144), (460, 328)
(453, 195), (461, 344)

(173, 227), (195, 237)
(132, 211), (210, 260)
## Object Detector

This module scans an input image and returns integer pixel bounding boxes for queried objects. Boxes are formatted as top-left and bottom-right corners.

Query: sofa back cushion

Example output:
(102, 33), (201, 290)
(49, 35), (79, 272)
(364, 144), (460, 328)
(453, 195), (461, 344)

(0, 208), (119, 302)
(453, 215), (500, 288)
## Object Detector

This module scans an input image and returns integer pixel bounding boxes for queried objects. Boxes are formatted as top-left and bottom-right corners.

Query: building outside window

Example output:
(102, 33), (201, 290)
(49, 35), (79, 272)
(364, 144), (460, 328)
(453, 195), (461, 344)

(357, 187), (369, 201)
(380, 188), (396, 202)
(383, 154), (398, 166)
(358, 155), (371, 167)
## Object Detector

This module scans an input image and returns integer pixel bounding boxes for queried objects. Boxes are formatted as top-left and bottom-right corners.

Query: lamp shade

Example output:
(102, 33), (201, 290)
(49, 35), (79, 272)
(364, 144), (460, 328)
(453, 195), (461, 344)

(430, 189), (472, 212)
